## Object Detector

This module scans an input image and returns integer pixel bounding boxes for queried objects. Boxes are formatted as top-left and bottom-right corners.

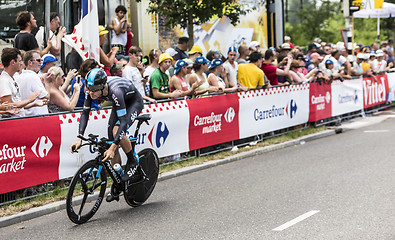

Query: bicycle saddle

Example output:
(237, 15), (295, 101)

(136, 114), (151, 121)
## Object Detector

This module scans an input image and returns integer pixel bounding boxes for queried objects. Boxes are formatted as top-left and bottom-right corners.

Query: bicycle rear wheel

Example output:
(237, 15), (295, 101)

(124, 149), (159, 207)
(66, 160), (107, 224)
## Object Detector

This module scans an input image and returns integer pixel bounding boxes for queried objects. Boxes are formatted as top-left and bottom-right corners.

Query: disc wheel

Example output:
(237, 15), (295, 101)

(66, 160), (107, 224)
(124, 149), (159, 207)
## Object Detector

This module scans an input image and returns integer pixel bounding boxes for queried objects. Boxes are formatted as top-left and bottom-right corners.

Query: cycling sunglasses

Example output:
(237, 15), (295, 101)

(87, 84), (104, 92)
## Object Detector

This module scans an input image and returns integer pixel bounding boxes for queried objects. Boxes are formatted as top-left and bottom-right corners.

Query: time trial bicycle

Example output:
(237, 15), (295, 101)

(66, 114), (159, 224)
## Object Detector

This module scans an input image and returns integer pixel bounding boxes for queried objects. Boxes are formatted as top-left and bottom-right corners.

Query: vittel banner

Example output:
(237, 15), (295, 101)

(309, 82), (332, 122)
(362, 75), (389, 109)
(0, 116), (61, 194)
(331, 78), (363, 116)
(187, 94), (239, 150)
(238, 85), (309, 138)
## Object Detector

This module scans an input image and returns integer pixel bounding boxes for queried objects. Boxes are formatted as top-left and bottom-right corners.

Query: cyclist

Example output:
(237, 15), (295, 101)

(70, 68), (144, 202)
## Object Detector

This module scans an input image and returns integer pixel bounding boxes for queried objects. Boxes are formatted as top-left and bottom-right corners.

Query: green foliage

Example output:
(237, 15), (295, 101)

(285, 0), (341, 46)
(285, 0), (394, 46)
(135, 0), (250, 45)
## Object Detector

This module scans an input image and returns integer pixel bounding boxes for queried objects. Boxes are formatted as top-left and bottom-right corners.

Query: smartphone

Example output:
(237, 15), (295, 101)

(76, 75), (81, 84)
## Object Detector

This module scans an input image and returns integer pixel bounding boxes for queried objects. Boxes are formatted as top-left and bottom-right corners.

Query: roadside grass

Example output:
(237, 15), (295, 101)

(0, 126), (326, 217)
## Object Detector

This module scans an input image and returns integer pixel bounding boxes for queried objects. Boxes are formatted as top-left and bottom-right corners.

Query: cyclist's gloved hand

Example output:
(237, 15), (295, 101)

(70, 138), (82, 153)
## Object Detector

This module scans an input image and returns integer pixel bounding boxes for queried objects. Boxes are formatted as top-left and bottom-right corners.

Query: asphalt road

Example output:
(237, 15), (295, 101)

(1, 119), (395, 239)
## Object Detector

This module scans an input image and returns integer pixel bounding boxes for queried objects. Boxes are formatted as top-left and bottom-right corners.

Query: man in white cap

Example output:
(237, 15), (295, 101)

(248, 41), (260, 52)
(372, 49), (393, 74)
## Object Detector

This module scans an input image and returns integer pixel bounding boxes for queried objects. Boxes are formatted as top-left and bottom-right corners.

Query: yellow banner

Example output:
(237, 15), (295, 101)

(375, 0), (384, 9)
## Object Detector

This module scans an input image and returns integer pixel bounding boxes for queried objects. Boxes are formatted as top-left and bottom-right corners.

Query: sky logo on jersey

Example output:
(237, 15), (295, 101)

(148, 122), (169, 148)
(31, 136), (53, 158)
(286, 99), (298, 119)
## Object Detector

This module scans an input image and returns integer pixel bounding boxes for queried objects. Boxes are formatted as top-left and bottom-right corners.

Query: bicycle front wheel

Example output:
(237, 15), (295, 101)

(66, 159), (107, 224)
(125, 149), (159, 207)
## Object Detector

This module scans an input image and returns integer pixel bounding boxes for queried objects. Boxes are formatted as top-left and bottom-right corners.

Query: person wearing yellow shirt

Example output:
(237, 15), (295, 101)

(238, 51), (269, 89)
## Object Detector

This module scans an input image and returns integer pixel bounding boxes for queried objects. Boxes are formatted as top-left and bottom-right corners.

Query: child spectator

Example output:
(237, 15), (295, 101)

(123, 46), (156, 103)
(125, 23), (134, 55)
(108, 5), (128, 59)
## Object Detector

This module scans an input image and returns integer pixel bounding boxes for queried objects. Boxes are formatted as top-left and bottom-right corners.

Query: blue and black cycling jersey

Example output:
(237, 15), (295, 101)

(79, 76), (144, 145)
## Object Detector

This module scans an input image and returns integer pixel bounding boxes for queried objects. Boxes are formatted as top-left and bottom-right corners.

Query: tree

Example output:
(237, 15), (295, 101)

(136, 0), (249, 48)
(285, 0), (394, 46)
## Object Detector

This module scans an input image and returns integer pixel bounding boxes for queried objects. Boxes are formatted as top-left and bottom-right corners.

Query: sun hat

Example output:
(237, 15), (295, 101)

(357, 53), (365, 59)
(184, 58), (193, 67)
(208, 58), (223, 69)
(376, 49), (384, 57)
(165, 48), (177, 57)
(296, 54), (308, 62)
(228, 46), (237, 54)
(325, 59), (334, 65)
(310, 53), (323, 60)
(195, 56), (210, 64)
(188, 45), (203, 55)
(98, 25), (109, 36)
(158, 53), (173, 64)
(248, 41), (260, 48)
(281, 43), (292, 50)
(174, 60), (187, 74)
(178, 36), (189, 44)
(40, 54), (57, 69)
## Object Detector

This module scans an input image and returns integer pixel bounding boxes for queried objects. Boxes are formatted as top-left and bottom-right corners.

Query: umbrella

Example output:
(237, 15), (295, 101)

(353, 1), (395, 41)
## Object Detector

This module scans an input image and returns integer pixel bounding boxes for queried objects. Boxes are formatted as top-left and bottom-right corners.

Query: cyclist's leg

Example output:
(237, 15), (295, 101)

(107, 107), (122, 166)
(119, 99), (144, 181)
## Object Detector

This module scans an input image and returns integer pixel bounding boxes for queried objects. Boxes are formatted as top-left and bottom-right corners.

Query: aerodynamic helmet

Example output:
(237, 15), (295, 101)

(86, 68), (107, 92)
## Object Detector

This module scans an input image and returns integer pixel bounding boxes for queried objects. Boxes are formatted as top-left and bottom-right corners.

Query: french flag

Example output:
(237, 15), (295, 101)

(63, 0), (100, 63)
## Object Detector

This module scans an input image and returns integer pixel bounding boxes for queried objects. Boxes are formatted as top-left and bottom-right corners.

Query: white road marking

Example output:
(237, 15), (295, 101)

(272, 210), (320, 231)
(363, 130), (389, 133)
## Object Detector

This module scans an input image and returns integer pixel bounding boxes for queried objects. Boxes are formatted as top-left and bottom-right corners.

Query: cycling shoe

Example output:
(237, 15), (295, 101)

(106, 193), (119, 202)
(121, 163), (143, 182)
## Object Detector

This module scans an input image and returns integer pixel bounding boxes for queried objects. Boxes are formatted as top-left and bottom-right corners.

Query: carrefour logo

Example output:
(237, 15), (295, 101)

(254, 100), (297, 121)
(224, 107), (235, 123)
(148, 122), (169, 148)
(286, 99), (298, 119)
(338, 90), (358, 104)
(31, 136), (53, 158)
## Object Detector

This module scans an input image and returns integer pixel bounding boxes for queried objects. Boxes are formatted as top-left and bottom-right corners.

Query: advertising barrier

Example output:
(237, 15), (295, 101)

(188, 94), (239, 150)
(331, 78), (363, 116)
(239, 85), (309, 138)
(309, 82), (332, 122)
(2, 74), (395, 194)
(362, 74), (389, 109)
(0, 116), (62, 194)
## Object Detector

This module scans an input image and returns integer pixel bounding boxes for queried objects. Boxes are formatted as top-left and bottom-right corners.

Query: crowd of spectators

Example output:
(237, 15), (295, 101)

(0, 8), (394, 119)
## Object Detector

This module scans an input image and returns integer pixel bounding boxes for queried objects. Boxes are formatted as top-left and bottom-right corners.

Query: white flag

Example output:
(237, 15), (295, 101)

(62, 0), (100, 62)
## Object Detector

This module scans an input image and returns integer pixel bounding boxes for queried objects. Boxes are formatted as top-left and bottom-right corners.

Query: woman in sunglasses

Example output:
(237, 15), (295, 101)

(45, 66), (81, 113)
